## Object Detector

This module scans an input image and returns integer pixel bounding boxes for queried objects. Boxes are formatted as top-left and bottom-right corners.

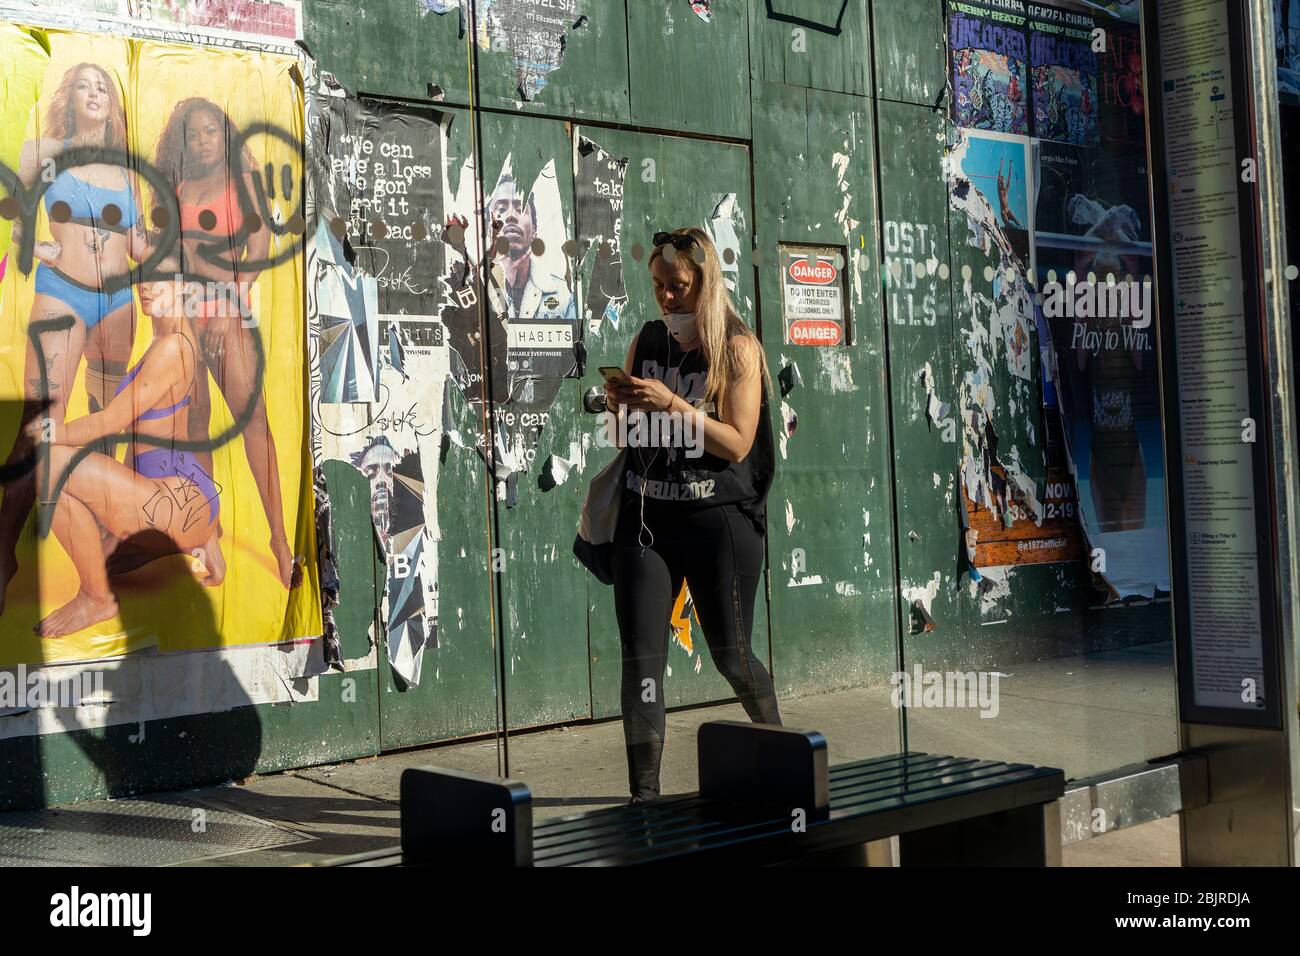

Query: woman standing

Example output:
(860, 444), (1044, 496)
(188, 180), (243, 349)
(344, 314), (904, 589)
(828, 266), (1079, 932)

(154, 97), (298, 588)
(0, 62), (148, 612)
(603, 227), (781, 803)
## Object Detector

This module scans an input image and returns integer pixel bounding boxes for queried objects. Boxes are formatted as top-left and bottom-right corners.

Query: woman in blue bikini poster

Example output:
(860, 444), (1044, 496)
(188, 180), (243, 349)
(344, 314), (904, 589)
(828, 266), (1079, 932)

(0, 60), (149, 611)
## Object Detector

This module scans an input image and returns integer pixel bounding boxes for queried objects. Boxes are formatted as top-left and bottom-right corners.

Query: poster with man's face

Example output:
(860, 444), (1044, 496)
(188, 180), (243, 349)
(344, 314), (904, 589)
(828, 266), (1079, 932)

(483, 156), (578, 409)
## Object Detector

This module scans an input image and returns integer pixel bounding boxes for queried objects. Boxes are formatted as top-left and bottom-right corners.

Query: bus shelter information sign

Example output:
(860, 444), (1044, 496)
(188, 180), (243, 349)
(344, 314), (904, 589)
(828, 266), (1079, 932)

(1156, 0), (1275, 723)
(780, 244), (849, 347)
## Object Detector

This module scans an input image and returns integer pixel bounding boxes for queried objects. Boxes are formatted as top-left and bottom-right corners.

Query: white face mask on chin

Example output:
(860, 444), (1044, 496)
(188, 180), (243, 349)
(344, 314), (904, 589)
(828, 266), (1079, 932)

(663, 311), (699, 344)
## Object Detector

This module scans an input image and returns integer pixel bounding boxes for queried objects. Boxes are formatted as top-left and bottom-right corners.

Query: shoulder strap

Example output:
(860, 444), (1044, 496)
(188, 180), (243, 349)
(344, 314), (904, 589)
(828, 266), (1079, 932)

(630, 319), (667, 372)
(753, 383), (776, 493)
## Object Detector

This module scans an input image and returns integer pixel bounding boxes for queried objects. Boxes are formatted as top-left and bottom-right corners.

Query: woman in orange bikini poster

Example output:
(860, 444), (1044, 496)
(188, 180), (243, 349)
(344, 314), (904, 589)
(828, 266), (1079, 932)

(149, 96), (299, 591)
(0, 24), (319, 665)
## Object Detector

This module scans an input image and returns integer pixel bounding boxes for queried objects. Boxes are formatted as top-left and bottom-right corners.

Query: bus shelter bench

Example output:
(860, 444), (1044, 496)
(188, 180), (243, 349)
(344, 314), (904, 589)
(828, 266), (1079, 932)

(329, 721), (1065, 867)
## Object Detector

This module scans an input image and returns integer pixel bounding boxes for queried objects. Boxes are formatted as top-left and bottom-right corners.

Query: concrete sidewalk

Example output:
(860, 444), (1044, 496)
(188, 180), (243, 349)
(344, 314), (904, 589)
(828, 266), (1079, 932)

(181, 696), (1179, 866)
(0, 645), (1182, 866)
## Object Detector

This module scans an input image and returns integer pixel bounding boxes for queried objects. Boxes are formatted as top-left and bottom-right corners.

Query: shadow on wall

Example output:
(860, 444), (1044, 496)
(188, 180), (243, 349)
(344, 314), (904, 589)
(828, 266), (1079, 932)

(39, 533), (265, 805)
(0, 530), (266, 806)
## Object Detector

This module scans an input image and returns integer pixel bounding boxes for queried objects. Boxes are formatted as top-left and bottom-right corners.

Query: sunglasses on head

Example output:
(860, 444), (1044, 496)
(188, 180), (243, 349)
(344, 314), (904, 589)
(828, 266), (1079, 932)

(652, 231), (697, 251)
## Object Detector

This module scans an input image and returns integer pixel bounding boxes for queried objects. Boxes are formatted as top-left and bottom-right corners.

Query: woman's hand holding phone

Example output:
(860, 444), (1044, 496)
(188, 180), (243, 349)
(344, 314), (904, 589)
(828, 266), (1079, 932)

(615, 378), (677, 414)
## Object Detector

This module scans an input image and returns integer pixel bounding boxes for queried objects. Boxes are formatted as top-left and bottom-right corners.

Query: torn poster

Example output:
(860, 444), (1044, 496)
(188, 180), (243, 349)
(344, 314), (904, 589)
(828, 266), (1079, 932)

(948, 127), (1077, 575)
(575, 134), (629, 332)
(903, 573), (941, 634)
(316, 224), (380, 404)
(481, 153), (581, 485)
(310, 89), (452, 685)
(706, 193), (744, 293)
(344, 98), (451, 318)
(957, 129), (1033, 271)
(318, 311), (449, 686)
(920, 362), (951, 427)
(1028, 4), (1100, 146)
(476, 0), (587, 101)
(485, 155), (578, 395)
(947, 0), (1030, 136)
(691, 1), (713, 22)
(304, 63), (343, 669)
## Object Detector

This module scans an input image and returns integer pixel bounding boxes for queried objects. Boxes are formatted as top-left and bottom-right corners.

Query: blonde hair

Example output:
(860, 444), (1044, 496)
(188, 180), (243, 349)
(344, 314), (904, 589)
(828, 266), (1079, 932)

(649, 227), (771, 417)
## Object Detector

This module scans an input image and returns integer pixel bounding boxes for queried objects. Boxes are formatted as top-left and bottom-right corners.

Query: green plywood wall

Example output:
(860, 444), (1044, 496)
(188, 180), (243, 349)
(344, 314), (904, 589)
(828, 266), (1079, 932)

(752, 81), (899, 695)
(375, 106), (501, 749)
(627, 0), (752, 140)
(376, 367), (501, 748)
(303, 0), (473, 104)
(875, 100), (962, 644)
(473, 111), (594, 731)
(871, 0), (948, 107)
(474, 0), (631, 122)
(749, 0), (874, 96)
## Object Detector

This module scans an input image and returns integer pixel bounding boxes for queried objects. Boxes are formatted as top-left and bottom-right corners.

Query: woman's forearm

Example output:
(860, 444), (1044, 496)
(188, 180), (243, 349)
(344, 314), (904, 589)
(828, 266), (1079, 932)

(667, 395), (752, 463)
(58, 410), (114, 447)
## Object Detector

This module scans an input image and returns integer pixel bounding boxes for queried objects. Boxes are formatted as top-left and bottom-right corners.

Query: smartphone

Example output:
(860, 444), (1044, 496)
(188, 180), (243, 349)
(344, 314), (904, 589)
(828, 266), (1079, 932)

(598, 366), (631, 385)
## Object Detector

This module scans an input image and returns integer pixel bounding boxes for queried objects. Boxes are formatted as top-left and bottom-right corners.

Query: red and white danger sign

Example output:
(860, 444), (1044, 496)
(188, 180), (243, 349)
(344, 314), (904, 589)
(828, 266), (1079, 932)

(781, 244), (847, 347)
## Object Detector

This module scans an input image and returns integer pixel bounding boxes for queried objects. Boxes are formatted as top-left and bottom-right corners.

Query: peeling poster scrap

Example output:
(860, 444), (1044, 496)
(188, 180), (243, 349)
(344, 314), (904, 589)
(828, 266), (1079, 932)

(477, 0), (588, 101)
(575, 135), (629, 332)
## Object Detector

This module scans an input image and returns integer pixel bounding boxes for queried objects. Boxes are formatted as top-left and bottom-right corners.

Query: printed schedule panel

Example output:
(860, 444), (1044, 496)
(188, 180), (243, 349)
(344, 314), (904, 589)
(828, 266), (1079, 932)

(1149, 0), (1283, 728)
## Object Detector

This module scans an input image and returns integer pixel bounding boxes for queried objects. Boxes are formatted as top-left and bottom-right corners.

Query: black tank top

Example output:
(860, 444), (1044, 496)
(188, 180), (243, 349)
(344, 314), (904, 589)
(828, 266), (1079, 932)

(620, 319), (775, 534)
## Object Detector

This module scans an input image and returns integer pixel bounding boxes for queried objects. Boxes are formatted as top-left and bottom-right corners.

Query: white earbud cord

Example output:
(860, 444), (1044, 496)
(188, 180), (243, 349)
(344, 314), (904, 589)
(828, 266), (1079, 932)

(634, 327), (703, 557)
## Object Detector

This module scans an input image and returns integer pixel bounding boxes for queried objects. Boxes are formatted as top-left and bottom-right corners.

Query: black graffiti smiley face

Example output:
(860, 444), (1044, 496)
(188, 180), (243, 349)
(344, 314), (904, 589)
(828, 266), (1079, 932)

(0, 145), (182, 296)
(187, 122), (306, 272)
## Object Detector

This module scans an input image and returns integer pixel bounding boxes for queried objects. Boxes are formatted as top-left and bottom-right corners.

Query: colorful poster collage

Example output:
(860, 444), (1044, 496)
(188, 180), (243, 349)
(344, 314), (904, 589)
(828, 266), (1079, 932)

(947, 0), (1169, 601)
(305, 75), (586, 684)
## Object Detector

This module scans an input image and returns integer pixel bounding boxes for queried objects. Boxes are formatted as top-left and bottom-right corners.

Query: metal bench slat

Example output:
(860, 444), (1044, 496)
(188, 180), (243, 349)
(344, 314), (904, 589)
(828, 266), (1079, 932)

(542, 766), (1063, 866)
(537, 766), (1059, 866)
(828, 754), (987, 795)
(533, 757), (1061, 865)
(831, 758), (1037, 805)
(533, 800), (720, 854)
(534, 794), (705, 841)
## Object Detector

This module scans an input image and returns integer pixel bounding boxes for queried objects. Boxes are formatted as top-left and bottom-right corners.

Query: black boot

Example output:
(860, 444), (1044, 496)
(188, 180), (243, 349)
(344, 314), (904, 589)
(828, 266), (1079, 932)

(626, 737), (663, 801)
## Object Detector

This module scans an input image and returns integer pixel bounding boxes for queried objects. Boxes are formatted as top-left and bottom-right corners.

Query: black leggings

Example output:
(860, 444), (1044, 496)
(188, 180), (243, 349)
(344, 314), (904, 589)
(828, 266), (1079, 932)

(611, 501), (782, 799)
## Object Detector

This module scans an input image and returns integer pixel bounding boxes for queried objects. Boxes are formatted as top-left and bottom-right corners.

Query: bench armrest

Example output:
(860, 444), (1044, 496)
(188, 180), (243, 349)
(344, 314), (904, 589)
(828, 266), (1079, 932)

(697, 721), (830, 818)
(401, 766), (533, 866)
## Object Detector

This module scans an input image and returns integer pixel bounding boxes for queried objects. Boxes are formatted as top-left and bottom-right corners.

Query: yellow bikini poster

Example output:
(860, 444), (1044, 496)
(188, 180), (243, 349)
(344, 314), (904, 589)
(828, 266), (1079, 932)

(0, 22), (320, 666)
